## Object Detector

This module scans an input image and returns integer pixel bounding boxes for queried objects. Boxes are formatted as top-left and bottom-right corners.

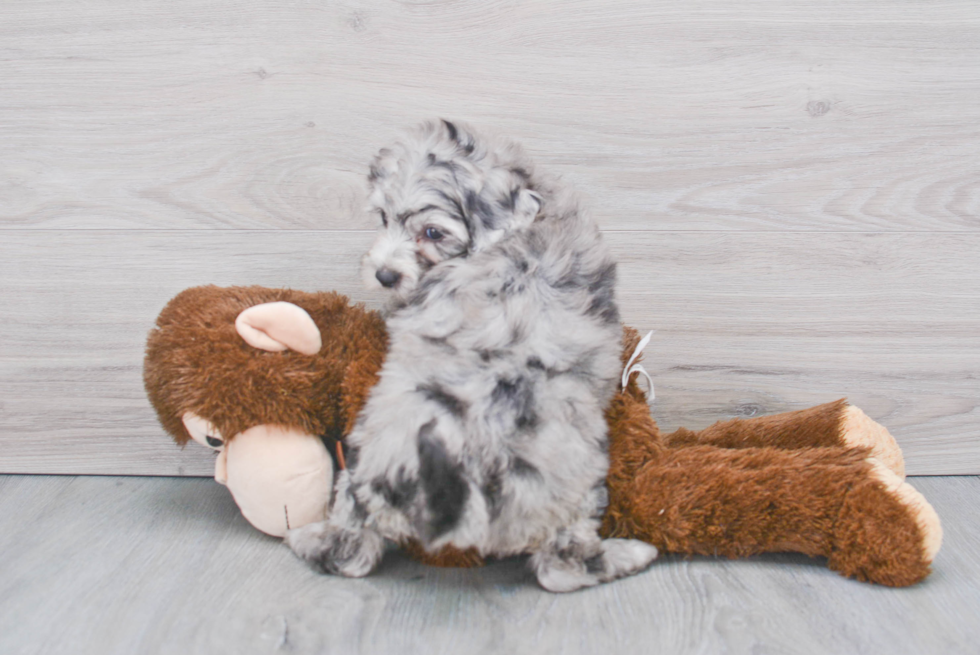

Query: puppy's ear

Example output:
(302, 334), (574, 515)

(441, 119), (459, 142)
(513, 188), (542, 228)
(367, 147), (397, 184)
(467, 186), (542, 252)
(441, 119), (476, 155)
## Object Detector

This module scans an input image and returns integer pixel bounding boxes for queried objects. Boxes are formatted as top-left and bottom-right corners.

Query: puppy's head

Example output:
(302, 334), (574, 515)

(362, 120), (543, 301)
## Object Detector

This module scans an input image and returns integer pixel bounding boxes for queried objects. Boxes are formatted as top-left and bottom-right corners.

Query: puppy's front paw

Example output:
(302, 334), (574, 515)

(284, 521), (330, 565)
(285, 521), (384, 578)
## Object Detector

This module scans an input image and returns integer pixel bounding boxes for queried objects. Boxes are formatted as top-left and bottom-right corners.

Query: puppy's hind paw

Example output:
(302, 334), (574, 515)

(285, 521), (384, 578)
(597, 538), (659, 581)
(532, 538), (658, 593)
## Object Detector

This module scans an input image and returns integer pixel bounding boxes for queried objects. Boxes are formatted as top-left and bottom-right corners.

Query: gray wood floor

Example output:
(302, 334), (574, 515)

(0, 474), (977, 655)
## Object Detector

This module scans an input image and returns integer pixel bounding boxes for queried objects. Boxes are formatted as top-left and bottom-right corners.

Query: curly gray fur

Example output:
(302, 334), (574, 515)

(287, 120), (656, 592)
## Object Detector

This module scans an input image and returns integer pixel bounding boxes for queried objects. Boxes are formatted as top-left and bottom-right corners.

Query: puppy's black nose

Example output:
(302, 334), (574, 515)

(376, 268), (402, 288)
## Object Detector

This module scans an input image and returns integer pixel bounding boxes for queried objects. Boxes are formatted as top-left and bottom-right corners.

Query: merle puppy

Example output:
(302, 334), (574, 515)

(286, 120), (657, 592)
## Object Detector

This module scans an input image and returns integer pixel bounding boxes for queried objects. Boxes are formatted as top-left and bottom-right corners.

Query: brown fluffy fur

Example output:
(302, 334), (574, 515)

(144, 285), (387, 447)
(145, 287), (939, 586)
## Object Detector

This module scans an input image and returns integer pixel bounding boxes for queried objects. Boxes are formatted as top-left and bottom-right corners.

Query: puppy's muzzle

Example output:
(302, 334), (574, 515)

(375, 268), (402, 289)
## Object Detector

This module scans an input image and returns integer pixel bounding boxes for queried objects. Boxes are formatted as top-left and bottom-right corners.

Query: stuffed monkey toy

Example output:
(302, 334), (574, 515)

(144, 285), (387, 537)
(144, 285), (941, 586)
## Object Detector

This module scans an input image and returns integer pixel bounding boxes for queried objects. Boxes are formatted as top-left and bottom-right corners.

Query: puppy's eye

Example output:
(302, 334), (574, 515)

(206, 435), (223, 448)
(424, 227), (445, 241)
(377, 209), (388, 227)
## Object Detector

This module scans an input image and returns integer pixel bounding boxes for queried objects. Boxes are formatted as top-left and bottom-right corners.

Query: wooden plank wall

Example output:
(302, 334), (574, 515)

(1, 0), (977, 476)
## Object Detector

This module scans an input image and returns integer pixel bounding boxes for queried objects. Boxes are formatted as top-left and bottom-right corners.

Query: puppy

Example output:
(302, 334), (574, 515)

(287, 120), (657, 592)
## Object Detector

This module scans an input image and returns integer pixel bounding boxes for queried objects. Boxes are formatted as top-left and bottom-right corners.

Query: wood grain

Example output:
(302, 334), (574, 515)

(1, 474), (977, 654)
(0, 230), (976, 476)
(1, 0), (978, 231)
(1, 1), (978, 475)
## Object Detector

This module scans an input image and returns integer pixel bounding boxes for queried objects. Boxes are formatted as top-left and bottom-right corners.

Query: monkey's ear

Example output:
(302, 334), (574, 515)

(235, 302), (322, 355)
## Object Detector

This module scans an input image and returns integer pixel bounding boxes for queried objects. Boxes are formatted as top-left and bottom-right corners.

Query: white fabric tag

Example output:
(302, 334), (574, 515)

(621, 330), (655, 399)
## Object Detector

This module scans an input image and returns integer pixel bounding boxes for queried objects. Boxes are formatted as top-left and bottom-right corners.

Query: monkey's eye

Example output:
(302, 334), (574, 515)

(206, 435), (224, 448)
(424, 227), (445, 241)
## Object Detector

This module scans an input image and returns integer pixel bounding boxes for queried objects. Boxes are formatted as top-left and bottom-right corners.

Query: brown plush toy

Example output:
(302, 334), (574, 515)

(145, 285), (942, 587)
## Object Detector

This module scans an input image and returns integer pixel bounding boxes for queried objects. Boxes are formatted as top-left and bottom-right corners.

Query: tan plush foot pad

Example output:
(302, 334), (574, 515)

(868, 459), (943, 564)
(829, 457), (941, 586)
(841, 405), (906, 479)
